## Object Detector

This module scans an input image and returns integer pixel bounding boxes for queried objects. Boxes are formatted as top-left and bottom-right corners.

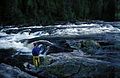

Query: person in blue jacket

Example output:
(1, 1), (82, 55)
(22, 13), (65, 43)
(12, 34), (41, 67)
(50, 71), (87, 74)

(32, 43), (42, 68)
(32, 43), (41, 56)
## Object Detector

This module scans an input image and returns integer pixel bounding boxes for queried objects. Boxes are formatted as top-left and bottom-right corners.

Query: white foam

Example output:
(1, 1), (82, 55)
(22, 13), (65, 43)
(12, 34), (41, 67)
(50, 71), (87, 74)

(0, 23), (120, 55)
(12, 32), (36, 41)
(1, 32), (38, 41)
(0, 40), (32, 52)
(22, 26), (43, 28)
(81, 23), (98, 27)
(53, 24), (120, 36)
(32, 31), (49, 36)
(0, 32), (8, 36)
(55, 24), (99, 27)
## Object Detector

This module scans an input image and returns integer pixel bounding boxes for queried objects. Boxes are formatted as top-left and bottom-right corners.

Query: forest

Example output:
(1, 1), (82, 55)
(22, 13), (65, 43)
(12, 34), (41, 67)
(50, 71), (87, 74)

(0, 0), (119, 25)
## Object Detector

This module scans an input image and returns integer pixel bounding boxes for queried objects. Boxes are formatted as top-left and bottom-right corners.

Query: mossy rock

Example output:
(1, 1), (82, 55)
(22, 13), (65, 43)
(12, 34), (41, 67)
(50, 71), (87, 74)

(80, 40), (100, 54)
(40, 56), (52, 65)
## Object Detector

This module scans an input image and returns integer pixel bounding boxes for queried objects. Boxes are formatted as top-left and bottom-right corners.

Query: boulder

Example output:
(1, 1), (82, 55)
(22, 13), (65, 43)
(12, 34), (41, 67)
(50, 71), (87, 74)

(80, 40), (101, 55)
(0, 63), (36, 78)
(30, 40), (74, 54)
(0, 48), (16, 63)
(25, 50), (118, 78)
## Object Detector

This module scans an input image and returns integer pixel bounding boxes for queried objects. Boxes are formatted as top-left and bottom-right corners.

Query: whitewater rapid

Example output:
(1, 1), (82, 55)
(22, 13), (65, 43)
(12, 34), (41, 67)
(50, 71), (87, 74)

(0, 23), (120, 55)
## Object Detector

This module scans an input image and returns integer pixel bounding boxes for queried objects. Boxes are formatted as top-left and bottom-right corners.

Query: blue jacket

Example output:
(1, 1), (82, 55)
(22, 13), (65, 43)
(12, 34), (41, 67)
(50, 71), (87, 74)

(32, 47), (41, 56)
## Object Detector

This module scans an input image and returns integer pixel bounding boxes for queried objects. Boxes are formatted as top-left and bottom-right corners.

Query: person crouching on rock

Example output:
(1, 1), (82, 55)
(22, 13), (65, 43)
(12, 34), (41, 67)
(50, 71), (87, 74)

(32, 43), (43, 68)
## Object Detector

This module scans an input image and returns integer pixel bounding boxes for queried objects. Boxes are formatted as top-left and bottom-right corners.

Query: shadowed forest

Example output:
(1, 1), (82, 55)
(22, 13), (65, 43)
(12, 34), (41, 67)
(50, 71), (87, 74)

(0, 0), (120, 25)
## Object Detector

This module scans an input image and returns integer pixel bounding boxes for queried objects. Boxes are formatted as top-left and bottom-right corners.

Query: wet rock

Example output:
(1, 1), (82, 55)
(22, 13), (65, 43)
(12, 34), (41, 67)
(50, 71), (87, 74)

(31, 40), (74, 54)
(0, 63), (36, 78)
(0, 48), (16, 63)
(25, 51), (118, 78)
(80, 40), (101, 55)
(107, 43), (120, 50)
(1, 53), (33, 69)
(98, 41), (114, 46)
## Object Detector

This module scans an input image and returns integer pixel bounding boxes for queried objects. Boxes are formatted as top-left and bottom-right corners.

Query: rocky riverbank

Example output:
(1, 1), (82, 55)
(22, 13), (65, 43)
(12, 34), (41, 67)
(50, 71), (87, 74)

(0, 22), (120, 78)
(0, 63), (36, 78)
(1, 40), (120, 78)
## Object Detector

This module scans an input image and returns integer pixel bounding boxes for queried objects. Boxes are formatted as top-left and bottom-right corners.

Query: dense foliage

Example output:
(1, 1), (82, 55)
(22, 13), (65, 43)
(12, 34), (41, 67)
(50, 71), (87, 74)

(0, 0), (119, 25)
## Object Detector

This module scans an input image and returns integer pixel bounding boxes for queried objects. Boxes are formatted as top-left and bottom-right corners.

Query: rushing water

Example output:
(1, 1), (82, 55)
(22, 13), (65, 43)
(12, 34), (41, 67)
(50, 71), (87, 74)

(0, 22), (120, 56)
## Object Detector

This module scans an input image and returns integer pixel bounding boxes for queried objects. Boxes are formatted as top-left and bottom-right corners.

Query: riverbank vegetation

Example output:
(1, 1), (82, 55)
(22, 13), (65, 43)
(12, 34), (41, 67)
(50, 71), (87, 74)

(0, 0), (119, 25)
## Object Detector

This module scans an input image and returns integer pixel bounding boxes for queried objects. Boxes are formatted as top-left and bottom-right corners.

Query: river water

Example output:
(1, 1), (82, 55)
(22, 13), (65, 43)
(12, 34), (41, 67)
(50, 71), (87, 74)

(0, 22), (120, 56)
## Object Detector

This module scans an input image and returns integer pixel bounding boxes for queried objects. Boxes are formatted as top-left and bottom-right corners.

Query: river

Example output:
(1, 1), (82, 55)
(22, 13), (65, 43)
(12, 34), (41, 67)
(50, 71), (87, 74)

(0, 22), (120, 56)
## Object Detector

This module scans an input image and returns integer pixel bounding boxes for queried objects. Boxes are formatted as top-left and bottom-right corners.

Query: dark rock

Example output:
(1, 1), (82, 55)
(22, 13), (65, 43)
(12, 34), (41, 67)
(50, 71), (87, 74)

(31, 40), (74, 54)
(98, 41), (114, 46)
(48, 43), (74, 54)
(0, 48), (16, 63)
(24, 51), (119, 78)
(0, 63), (36, 78)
